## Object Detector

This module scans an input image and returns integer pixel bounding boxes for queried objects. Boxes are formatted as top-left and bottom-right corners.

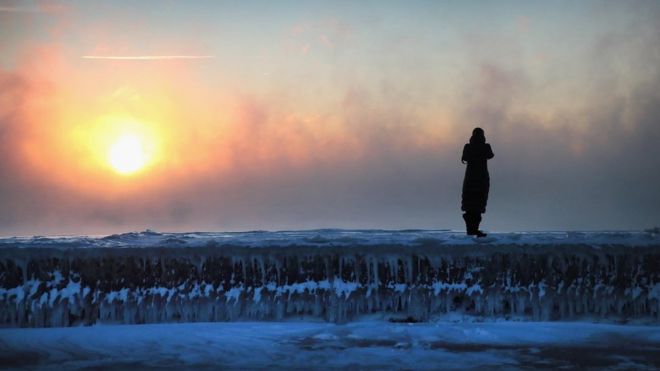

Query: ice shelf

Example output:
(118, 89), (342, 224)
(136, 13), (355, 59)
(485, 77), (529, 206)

(0, 229), (658, 327)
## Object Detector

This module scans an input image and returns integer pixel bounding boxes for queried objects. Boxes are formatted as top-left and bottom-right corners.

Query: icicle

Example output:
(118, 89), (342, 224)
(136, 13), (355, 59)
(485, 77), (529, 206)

(1, 240), (658, 327)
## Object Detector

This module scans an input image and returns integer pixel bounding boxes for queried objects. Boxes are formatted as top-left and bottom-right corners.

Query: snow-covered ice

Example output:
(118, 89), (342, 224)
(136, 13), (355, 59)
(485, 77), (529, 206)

(1, 229), (659, 369)
(1, 320), (659, 369)
(1, 229), (659, 327)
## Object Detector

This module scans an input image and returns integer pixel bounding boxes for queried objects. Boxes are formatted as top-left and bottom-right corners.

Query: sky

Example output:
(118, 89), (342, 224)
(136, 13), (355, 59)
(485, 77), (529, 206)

(1, 0), (659, 236)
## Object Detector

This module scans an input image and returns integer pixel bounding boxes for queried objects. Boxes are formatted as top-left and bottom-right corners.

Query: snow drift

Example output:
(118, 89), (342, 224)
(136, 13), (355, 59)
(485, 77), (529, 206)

(0, 230), (658, 327)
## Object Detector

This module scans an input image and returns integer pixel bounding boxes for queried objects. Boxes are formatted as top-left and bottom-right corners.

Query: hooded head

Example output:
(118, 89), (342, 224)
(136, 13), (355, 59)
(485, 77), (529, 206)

(470, 127), (486, 145)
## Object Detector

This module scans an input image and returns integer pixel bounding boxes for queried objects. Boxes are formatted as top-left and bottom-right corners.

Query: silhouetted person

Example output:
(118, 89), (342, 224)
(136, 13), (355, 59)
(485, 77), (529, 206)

(461, 127), (494, 237)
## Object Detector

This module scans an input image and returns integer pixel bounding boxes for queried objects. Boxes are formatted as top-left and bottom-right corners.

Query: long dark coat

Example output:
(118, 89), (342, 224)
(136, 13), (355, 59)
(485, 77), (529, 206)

(461, 140), (494, 213)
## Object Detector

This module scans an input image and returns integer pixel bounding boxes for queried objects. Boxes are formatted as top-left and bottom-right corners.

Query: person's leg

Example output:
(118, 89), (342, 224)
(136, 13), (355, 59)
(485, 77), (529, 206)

(462, 213), (473, 235)
(464, 212), (478, 235)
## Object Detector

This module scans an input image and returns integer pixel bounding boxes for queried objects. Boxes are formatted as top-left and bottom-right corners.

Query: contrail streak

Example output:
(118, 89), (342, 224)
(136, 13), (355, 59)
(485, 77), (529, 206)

(0, 6), (46, 12)
(81, 55), (215, 60)
(0, 5), (62, 13)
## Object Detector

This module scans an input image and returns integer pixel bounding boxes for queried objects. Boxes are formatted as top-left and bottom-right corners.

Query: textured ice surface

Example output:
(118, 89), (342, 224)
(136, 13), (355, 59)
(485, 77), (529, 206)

(1, 229), (659, 327)
(1, 321), (659, 369)
(2, 228), (660, 248)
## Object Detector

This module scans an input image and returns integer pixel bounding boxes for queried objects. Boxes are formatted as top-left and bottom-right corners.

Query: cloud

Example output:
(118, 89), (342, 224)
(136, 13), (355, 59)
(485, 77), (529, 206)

(1, 3), (660, 235)
(4, 30), (660, 235)
(0, 45), (455, 235)
(451, 9), (660, 230)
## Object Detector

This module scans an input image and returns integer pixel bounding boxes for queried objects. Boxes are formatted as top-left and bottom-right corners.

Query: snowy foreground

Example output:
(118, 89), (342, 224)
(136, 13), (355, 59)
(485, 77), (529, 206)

(1, 229), (659, 327)
(1, 230), (659, 369)
(1, 320), (659, 369)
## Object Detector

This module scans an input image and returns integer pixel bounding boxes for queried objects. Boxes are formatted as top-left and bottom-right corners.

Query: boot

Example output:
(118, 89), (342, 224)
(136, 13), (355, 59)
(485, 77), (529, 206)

(473, 214), (487, 238)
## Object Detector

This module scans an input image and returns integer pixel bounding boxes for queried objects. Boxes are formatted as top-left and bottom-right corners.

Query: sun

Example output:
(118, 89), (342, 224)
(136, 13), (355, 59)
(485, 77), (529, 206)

(108, 134), (149, 175)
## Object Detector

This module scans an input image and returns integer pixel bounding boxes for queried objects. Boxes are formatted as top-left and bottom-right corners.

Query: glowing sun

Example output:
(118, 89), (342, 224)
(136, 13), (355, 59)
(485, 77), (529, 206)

(108, 134), (149, 175)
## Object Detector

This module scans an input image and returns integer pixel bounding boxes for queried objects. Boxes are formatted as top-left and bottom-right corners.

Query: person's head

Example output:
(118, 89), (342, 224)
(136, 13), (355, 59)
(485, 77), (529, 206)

(470, 127), (485, 144)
